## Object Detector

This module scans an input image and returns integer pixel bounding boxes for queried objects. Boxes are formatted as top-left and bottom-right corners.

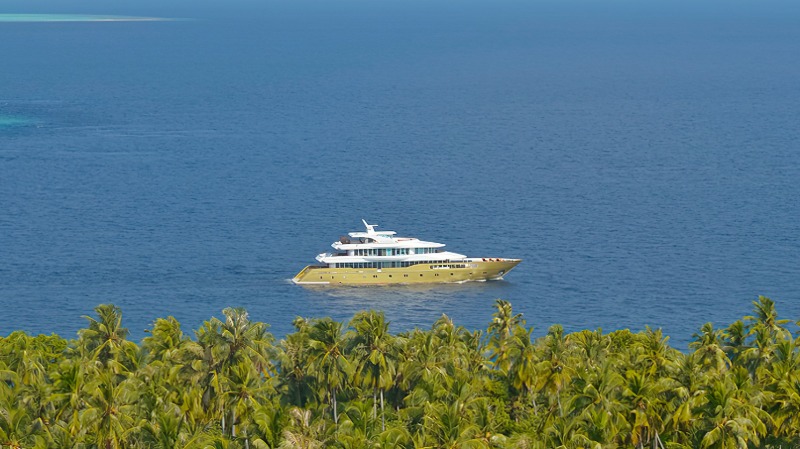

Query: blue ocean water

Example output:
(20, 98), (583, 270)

(2, 0), (799, 349)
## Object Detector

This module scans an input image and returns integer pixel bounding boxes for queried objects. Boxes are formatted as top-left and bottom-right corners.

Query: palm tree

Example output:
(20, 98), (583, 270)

(690, 323), (730, 374)
(349, 310), (397, 431)
(306, 318), (353, 425)
(337, 400), (377, 441)
(535, 325), (572, 415)
(421, 400), (487, 449)
(576, 407), (624, 448)
(568, 359), (627, 443)
(142, 316), (188, 364)
(397, 329), (449, 427)
(622, 369), (671, 449)
(374, 425), (411, 449)
(176, 383), (210, 438)
(187, 317), (229, 430)
(431, 315), (482, 376)
(721, 320), (748, 363)
(771, 375), (800, 442)
(544, 415), (593, 449)
(636, 326), (678, 378)
(666, 352), (705, 445)
(224, 360), (273, 445)
(79, 369), (138, 449)
(216, 308), (275, 442)
(249, 399), (286, 449)
(48, 357), (87, 440)
(137, 403), (185, 448)
(744, 296), (790, 340)
(187, 308), (275, 437)
(569, 329), (608, 369)
(216, 308), (275, 377)
(697, 377), (768, 449)
(0, 331), (52, 388)
(487, 300), (524, 373)
(137, 317), (191, 437)
(279, 407), (326, 449)
(398, 329), (446, 392)
(739, 325), (778, 380)
(276, 331), (317, 408)
(0, 385), (39, 449)
(765, 337), (800, 440)
(78, 304), (137, 369)
(0, 333), (61, 443)
(505, 325), (538, 413)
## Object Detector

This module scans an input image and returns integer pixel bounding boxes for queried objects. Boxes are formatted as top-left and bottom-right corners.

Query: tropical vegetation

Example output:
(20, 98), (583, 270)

(1, 296), (799, 448)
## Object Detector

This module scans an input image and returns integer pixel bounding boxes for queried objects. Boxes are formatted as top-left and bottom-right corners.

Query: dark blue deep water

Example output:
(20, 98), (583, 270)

(2, 0), (799, 349)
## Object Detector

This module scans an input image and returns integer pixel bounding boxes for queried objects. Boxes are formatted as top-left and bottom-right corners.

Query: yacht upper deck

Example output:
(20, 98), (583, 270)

(331, 220), (445, 250)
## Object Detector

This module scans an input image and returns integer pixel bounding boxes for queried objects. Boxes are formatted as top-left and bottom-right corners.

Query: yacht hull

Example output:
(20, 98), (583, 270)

(292, 259), (521, 285)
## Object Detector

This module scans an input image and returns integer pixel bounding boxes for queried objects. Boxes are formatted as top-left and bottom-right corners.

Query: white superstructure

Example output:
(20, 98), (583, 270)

(315, 220), (468, 268)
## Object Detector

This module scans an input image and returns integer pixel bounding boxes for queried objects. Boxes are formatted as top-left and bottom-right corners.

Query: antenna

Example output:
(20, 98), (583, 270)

(362, 219), (378, 234)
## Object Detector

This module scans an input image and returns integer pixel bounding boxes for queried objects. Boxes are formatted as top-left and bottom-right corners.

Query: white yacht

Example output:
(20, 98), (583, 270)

(292, 220), (521, 285)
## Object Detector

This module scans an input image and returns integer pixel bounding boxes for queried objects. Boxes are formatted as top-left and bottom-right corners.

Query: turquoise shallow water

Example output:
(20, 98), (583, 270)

(0, 115), (33, 126)
(0, 14), (167, 22)
(1, 0), (799, 349)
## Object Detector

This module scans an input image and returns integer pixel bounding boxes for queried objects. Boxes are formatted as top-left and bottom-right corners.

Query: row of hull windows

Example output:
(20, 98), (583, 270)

(352, 248), (437, 256)
(319, 271), (489, 280)
(332, 261), (464, 269)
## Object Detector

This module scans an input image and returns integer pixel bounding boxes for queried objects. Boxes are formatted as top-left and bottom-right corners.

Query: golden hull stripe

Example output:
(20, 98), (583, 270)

(292, 260), (521, 285)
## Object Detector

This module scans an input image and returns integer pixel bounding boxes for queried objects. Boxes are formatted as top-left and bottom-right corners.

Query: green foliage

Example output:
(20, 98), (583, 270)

(1, 297), (799, 449)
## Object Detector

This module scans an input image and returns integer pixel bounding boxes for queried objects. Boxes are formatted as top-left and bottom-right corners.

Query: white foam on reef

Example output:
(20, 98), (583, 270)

(0, 14), (173, 22)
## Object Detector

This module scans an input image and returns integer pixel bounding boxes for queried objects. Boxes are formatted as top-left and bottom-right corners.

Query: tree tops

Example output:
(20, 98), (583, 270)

(1, 295), (798, 449)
